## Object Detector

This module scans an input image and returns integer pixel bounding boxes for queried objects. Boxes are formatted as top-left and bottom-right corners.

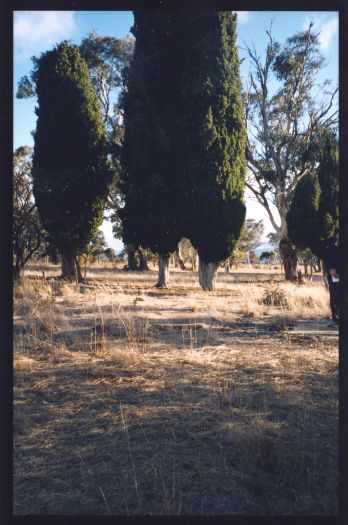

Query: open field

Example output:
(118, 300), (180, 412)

(13, 263), (338, 515)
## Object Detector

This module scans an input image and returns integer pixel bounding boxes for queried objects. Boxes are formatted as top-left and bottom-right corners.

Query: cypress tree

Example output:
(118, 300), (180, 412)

(32, 42), (112, 281)
(120, 11), (181, 287)
(173, 10), (246, 290)
(287, 131), (339, 259)
(121, 10), (246, 290)
(287, 171), (322, 255)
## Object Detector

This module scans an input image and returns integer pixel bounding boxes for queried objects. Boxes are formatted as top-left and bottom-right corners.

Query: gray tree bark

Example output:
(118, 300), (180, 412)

(156, 255), (169, 287)
(279, 238), (298, 282)
(137, 246), (149, 271)
(198, 259), (219, 291)
(174, 244), (186, 270)
(61, 250), (80, 282)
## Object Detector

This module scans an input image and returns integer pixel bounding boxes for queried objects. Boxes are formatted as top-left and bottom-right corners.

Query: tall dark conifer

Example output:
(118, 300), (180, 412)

(32, 42), (112, 281)
(287, 131), (339, 259)
(121, 10), (246, 290)
(173, 10), (246, 290)
(120, 11), (181, 287)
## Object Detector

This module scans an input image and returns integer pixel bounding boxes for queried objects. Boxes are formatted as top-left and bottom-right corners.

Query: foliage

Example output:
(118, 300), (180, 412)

(79, 31), (134, 132)
(86, 230), (108, 261)
(287, 130), (339, 258)
(244, 24), (338, 240)
(104, 247), (117, 261)
(228, 248), (248, 269)
(79, 31), (134, 225)
(177, 238), (197, 267)
(120, 11), (182, 257)
(13, 146), (44, 280)
(31, 42), (112, 260)
(237, 218), (264, 253)
(173, 10), (246, 263)
(16, 33), (134, 251)
(260, 251), (277, 265)
(267, 231), (282, 246)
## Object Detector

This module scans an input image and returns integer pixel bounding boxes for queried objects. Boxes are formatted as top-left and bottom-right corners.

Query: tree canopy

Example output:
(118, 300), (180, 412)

(174, 10), (246, 265)
(120, 10), (246, 289)
(287, 130), (339, 258)
(120, 11), (182, 260)
(244, 23), (338, 280)
(31, 41), (112, 280)
(13, 146), (43, 281)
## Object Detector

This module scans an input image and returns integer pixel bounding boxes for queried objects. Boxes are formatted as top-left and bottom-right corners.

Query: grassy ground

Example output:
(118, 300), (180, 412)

(13, 263), (338, 515)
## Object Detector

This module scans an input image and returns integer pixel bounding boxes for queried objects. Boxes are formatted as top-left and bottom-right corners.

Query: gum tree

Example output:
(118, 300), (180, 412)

(244, 23), (338, 281)
(13, 146), (43, 281)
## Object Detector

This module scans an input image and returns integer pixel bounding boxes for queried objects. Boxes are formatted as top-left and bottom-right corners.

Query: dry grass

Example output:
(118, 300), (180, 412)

(13, 265), (338, 515)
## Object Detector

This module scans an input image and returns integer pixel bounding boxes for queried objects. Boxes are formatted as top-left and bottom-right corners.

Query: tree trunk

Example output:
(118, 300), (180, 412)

(13, 263), (22, 283)
(61, 250), (78, 282)
(137, 247), (149, 271)
(156, 255), (169, 287)
(174, 244), (186, 270)
(126, 245), (139, 270)
(75, 256), (84, 282)
(322, 259), (329, 290)
(199, 259), (219, 291)
(279, 238), (298, 282)
(192, 254), (199, 272)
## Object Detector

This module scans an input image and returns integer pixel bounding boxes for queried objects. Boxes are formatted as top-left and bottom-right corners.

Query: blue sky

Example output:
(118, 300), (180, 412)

(13, 10), (339, 251)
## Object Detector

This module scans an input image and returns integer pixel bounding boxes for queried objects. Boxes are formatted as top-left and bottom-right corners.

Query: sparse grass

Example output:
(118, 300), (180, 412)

(13, 268), (338, 515)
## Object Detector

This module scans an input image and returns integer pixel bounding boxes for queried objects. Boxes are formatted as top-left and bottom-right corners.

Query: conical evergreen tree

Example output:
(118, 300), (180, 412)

(32, 42), (112, 281)
(120, 11), (181, 287)
(121, 10), (246, 290)
(287, 130), (339, 258)
(173, 10), (246, 290)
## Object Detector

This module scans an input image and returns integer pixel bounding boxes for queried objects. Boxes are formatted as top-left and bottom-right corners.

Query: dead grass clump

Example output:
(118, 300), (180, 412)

(288, 285), (328, 311)
(261, 286), (289, 309)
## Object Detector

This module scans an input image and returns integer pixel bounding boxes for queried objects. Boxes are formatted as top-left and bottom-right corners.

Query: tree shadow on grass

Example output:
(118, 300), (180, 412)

(13, 339), (338, 516)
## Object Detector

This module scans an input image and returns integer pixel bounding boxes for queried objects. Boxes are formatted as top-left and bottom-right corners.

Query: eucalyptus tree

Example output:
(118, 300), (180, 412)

(13, 146), (43, 281)
(31, 42), (112, 281)
(244, 23), (338, 281)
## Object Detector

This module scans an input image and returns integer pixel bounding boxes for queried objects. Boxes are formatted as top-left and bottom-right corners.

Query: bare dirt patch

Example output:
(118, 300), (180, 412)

(13, 266), (338, 515)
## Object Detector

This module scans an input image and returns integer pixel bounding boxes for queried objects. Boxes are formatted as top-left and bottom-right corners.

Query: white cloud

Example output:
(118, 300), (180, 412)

(234, 12), (252, 25)
(319, 17), (338, 53)
(14, 11), (77, 61)
(301, 13), (338, 54)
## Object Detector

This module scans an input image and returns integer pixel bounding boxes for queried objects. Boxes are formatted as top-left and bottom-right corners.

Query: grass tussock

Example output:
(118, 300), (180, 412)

(13, 269), (338, 515)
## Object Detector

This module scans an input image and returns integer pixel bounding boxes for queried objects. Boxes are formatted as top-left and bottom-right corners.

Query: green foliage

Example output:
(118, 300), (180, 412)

(287, 130), (339, 257)
(86, 230), (107, 260)
(120, 11), (182, 257)
(238, 218), (264, 253)
(104, 247), (117, 261)
(260, 251), (277, 263)
(79, 31), (134, 135)
(245, 23), (338, 253)
(173, 11), (246, 263)
(32, 42), (112, 257)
